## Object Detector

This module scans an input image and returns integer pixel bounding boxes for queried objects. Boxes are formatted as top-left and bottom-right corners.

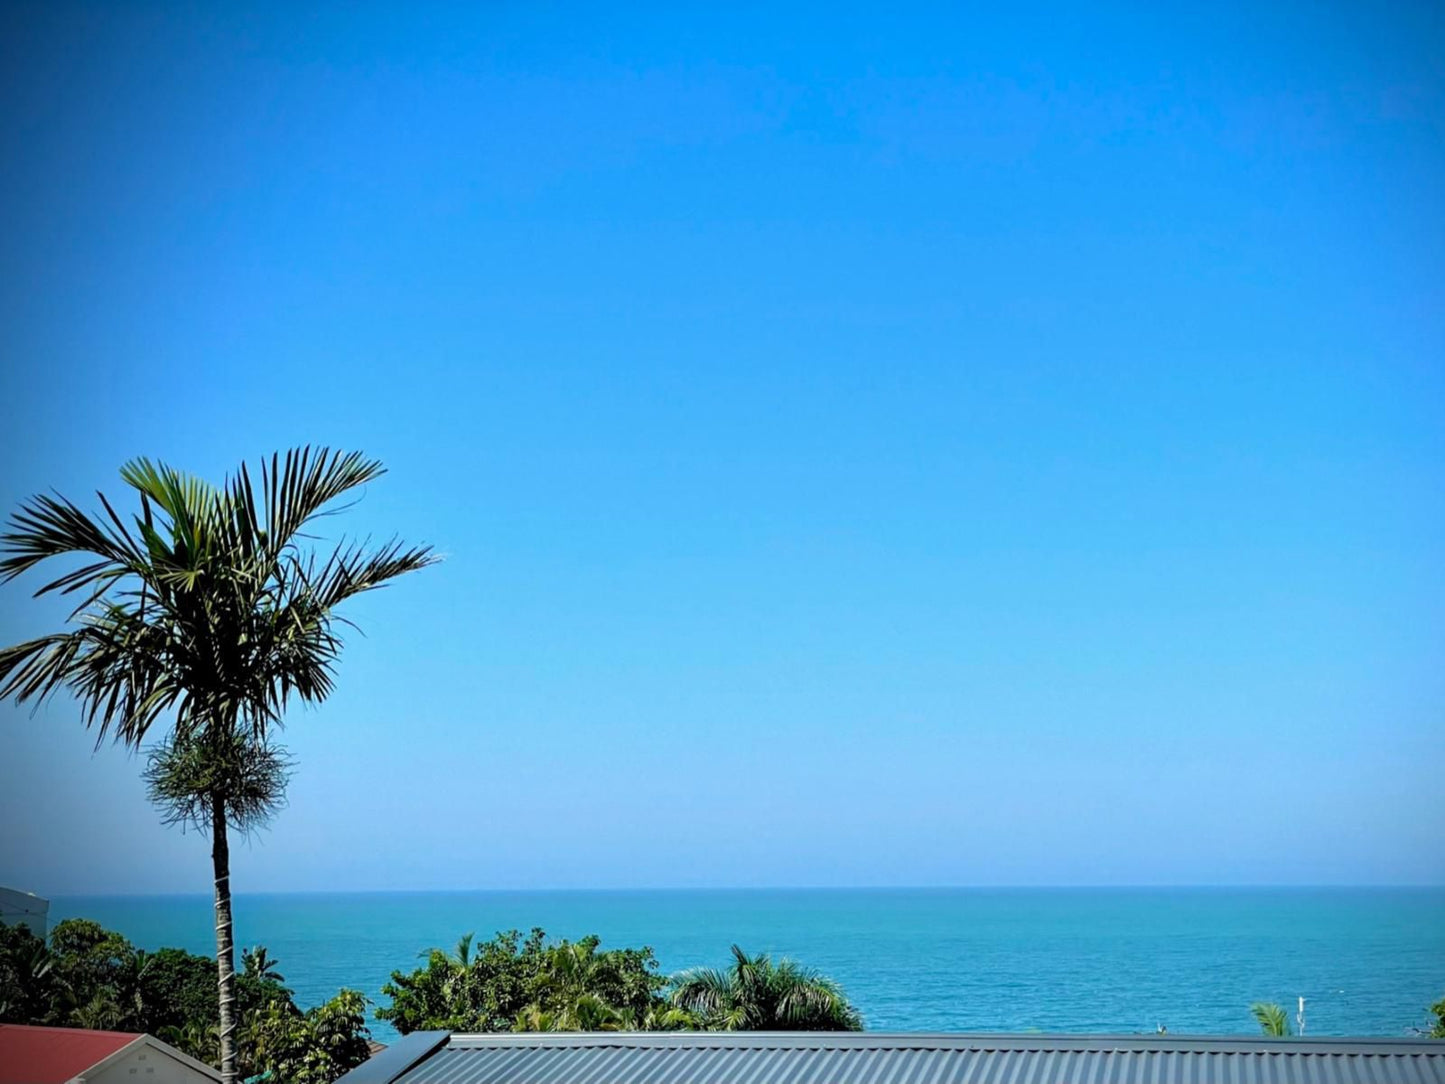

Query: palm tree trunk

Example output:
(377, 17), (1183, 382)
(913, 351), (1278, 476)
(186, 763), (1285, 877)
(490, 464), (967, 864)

(211, 793), (238, 1084)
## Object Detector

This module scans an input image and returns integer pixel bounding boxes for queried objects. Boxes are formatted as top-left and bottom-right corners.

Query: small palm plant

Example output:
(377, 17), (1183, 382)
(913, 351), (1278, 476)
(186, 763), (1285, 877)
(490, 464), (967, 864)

(159, 1019), (220, 1065)
(513, 993), (628, 1032)
(241, 945), (285, 986)
(670, 945), (861, 1031)
(1251, 1001), (1291, 1037)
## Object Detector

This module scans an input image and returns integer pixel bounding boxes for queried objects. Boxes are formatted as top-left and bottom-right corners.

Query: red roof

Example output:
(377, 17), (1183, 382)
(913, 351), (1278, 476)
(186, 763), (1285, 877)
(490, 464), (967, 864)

(0, 1024), (140, 1084)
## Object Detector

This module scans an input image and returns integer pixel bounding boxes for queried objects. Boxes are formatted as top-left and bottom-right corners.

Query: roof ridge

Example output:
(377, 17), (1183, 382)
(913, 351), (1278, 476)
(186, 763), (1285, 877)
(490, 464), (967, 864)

(441, 1032), (1445, 1054)
(356, 1031), (1445, 1084)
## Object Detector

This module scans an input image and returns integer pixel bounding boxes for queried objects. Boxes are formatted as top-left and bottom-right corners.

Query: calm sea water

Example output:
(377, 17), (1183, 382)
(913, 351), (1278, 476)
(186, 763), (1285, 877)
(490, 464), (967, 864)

(51, 888), (1445, 1042)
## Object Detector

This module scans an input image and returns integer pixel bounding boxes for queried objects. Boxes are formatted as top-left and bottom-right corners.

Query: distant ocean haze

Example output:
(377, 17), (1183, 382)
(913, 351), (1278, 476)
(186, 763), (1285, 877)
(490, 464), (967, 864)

(49, 887), (1445, 1043)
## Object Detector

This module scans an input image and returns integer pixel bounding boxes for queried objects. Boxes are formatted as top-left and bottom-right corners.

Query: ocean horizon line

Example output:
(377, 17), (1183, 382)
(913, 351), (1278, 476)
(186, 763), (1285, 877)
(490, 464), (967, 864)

(47, 882), (1445, 901)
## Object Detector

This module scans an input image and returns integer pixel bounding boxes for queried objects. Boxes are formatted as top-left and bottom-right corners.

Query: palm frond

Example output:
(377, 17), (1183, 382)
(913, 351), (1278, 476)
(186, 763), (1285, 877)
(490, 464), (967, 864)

(0, 491), (144, 589)
(668, 966), (733, 1018)
(295, 536), (439, 613)
(1, 447), (435, 751)
(1251, 1002), (1291, 1037)
(259, 447), (386, 554)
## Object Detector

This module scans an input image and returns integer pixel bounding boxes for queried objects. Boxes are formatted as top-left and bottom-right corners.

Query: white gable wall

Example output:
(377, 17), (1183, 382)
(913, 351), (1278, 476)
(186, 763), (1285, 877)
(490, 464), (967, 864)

(78, 1039), (219, 1084)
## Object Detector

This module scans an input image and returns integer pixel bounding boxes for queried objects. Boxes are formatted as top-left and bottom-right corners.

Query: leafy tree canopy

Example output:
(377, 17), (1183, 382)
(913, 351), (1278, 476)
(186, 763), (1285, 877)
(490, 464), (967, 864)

(0, 921), (61, 1025)
(378, 932), (862, 1034)
(376, 929), (677, 1034)
(243, 988), (372, 1084)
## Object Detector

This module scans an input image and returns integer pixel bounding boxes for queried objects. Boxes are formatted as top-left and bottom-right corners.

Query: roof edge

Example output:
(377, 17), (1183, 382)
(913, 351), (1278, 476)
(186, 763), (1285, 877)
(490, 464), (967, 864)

(437, 1031), (1445, 1055)
(71, 1034), (147, 1083)
(138, 1033), (225, 1081)
(71, 1033), (223, 1083)
(335, 1031), (450, 1084)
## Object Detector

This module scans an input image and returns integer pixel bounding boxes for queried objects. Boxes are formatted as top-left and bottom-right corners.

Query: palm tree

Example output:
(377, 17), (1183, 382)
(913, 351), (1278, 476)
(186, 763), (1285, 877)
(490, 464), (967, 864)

(513, 993), (629, 1032)
(438, 933), (483, 1024)
(670, 945), (861, 1031)
(0, 448), (436, 1084)
(0, 929), (59, 1024)
(116, 947), (156, 1030)
(241, 945), (285, 986)
(515, 942), (648, 1033)
(630, 1003), (699, 1031)
(159, 1019), (220, 1065)
(1251, 1001), (1291, 1037)
(70, 991), (126, 1031)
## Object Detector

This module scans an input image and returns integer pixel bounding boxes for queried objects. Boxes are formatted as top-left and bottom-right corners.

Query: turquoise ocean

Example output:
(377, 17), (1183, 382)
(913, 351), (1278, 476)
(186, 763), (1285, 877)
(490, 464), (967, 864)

(51, 888), (1445, 1042)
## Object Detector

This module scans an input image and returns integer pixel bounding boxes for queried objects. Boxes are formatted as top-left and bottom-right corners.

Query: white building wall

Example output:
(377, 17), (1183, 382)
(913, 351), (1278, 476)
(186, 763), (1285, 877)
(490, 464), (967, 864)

(81, 1043), (218, 1084)
(0, 886), (50, 935)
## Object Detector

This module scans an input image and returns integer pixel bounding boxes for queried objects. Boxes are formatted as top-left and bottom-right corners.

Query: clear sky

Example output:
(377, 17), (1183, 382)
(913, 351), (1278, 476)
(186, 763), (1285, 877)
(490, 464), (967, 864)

(1, 2), (1441, 896)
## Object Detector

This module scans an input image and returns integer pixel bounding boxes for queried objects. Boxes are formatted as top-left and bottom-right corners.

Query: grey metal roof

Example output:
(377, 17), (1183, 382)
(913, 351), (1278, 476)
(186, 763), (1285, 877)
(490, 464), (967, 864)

(353, 1031), (1445, 1084)
(340, 1032), (450, 1084)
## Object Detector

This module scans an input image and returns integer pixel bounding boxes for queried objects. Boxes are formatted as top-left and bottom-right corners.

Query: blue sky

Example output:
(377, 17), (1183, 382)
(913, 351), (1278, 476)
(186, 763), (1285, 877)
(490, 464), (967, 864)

(1, 2), (1441, 894)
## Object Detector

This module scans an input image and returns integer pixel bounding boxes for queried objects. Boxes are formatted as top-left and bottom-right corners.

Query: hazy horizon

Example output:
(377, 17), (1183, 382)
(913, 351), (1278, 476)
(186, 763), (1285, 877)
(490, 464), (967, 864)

(37, 883), (1445, 900)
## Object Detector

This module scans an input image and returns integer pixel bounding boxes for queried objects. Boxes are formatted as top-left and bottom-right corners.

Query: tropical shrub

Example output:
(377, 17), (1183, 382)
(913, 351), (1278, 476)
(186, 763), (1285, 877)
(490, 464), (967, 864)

(242, 989), (372, 1084)
(138, 948), (223, 1035)
(47, 919), (135, 1023)
(0, 921), (61, 1024)
(377, 929), (672, 1034)
(670, 945), (861, 1031)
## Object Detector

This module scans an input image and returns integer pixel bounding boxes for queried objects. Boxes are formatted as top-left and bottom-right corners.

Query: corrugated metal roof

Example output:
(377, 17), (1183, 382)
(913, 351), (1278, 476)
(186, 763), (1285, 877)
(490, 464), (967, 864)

(379, 1032), (1445, 1084)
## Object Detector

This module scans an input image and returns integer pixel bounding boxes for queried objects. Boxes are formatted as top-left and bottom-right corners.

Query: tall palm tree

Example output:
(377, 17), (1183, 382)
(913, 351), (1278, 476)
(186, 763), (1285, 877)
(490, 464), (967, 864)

(670, 945), (861, 1031)
(0, 448), (436, 1084)
(1251, 1001), (1291, 1037)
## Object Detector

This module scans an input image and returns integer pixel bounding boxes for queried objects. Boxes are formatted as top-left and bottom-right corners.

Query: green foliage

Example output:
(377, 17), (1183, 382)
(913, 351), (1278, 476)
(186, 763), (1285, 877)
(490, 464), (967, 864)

(238, 945), (295, 1020)
(47, 919), (134, 1017)
(242, 946), (285, 986)
(376, 929), (673, 1034)
(1, 917), (365, 1082)
(1429, 995), (1445, 1039)
(378, 932), (860, 1034)
(158, 1019), (220, 1066)
(0, 921), (62, 1025)
(242, 989), (372, 1084)
(1250, 1002), (1291, 1037)
(138, 948), (221, 1035)
(0, 918), (296, 1035)
(1, 914), (364, 1083)
(670, 945), (862, 1031)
